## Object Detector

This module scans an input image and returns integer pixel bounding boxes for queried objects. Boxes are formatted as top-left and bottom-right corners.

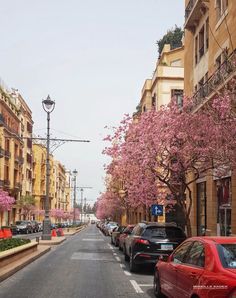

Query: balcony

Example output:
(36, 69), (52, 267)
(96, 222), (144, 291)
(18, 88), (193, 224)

(0, 147), (4, 158)
(192, 50), (236, 111)
(185, 0), (209, 31)
(14, 182), (22, 190)
(0, 180), (4, 187)
(15, 156), (24, 165)
(4, 150), (11, 159)
(3, 180), (10, 187)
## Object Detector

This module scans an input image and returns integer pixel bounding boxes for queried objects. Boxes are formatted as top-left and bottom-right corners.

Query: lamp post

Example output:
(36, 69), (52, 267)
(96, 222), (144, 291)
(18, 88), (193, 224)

(72, 169), (78, 225)
(42, 95), (55, 240)
(80, 188), (84, 222)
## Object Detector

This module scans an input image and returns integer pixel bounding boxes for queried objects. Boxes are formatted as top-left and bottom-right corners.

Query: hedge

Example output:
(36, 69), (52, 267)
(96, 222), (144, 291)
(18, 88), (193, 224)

(0, 238), (31, 252)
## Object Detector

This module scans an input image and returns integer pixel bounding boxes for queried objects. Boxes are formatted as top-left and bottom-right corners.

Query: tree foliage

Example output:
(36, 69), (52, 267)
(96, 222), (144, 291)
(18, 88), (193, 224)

(157, 25), (183, 55)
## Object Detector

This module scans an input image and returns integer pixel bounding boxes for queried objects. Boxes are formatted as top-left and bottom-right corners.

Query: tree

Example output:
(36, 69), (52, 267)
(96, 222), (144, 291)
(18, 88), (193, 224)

(50, 208), (65, 221)
(0, 190), (15, 226)
(17, 195), (36, 220)
(156, 25), (183, 56)
(103, 90), (236, 236)
(96, 191), (124, 220)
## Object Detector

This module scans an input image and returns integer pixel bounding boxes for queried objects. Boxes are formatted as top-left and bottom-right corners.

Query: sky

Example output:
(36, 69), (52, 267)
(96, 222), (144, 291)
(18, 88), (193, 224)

(0, 0), (184, 206)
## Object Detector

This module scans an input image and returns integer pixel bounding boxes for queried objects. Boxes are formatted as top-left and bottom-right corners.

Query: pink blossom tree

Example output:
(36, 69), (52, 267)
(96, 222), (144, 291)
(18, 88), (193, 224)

(96, 191), (124, 220)
(50, 208), (65, 222)
(103, 90), (236, 236)
(0, 190), (15, 226)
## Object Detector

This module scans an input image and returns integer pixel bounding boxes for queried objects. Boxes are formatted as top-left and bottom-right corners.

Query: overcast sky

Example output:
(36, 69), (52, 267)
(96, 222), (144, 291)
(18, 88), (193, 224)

(0, 0), (184, 206)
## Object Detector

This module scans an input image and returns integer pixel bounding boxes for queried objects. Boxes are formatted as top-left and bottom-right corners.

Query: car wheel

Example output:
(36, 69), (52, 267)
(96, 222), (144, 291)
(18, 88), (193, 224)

(129, 252), (138, 272)
(153, 270), (164, 298)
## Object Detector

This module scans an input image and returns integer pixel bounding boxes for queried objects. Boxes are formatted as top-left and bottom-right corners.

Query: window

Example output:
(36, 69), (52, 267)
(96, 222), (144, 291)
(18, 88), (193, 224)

(27, 122), (32, 133)
(199, 26), (205, 59)
(216, 0), (228, 21)
(171, 89), (183, 108)
(185, 241), (205, 267)
(206, 18), (209, 50)
(143, 227), (185, 239)
(195, 35), (198, 64)
(173, 241), (193, 264)
(152, 94), (156, 107)
(218, 244), (236, 268)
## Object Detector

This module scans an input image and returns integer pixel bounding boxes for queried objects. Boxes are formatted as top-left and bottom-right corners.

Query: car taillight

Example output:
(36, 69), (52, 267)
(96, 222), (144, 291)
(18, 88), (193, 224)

(135, 239), (149, 245)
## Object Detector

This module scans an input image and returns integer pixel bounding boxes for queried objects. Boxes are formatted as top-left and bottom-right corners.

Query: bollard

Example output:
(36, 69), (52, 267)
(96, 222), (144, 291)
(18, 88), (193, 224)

(36, 236), (40, 243)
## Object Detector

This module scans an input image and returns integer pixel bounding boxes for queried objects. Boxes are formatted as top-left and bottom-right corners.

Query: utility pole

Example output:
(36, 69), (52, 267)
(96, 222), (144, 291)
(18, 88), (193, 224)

(84, 197), (87, 222)
(77, 187), (92, 222)
(72, 169), (78, 225)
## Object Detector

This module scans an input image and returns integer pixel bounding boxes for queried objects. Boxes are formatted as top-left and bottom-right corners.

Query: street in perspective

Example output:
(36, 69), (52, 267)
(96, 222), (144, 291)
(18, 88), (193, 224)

(1, 1), (236, 298)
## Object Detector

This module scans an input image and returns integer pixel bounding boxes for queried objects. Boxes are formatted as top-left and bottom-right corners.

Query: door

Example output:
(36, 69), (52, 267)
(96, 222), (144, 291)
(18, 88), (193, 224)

(161, 241), (193, 297)
(176, 241), (205, 298)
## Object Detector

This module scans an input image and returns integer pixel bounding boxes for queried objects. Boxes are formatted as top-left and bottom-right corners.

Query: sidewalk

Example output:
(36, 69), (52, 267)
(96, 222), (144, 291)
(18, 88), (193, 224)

(0, 245), (50, 282)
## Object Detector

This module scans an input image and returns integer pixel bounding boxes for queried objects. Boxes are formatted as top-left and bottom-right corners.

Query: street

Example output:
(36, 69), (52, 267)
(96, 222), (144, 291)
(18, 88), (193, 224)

(0, 225), (155, 298)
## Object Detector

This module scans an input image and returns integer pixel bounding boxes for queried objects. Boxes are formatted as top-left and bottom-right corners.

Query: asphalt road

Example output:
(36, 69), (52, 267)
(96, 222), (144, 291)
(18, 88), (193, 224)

(13, 231), (42, 240)
(0, 225), (156, 298)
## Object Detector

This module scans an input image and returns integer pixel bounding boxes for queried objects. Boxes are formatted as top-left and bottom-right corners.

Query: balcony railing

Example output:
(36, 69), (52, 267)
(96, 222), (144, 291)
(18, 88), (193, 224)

(15, 156), (24, 165)
(4, 150), (11, 159)
(192, 50), (236, 111)
(14, 182), (22, 190)
(4, 180), (10, 187)
(185, 0), (209, 30)
(0, 147), (4, 158)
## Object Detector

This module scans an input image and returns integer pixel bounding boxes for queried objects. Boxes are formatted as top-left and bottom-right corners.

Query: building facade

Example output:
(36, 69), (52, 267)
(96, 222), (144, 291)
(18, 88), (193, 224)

(184, 0), (236, 236)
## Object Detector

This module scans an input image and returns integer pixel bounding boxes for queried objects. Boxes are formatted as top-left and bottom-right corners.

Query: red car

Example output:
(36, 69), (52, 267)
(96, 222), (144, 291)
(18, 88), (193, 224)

(118, 225), (135, 251)
(154, 237), (236, 298)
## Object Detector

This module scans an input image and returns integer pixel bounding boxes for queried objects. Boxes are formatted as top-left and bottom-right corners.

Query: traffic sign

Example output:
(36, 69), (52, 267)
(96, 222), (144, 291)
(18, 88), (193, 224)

(151, 204), (164, 216)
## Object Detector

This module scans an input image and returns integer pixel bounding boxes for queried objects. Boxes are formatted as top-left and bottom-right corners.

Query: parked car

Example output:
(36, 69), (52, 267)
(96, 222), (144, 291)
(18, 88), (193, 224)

(103, 222), (118, 236)
(124, 222), (186, 272)
(111, 226), (126, 246)
(10, 224), (18, 235)
(154, 236), (236, 298)
(38, 222), (43, 232)
(119, 225), (135, 251)
(31, 220), (40, 233)
(15, 220), (34, 234)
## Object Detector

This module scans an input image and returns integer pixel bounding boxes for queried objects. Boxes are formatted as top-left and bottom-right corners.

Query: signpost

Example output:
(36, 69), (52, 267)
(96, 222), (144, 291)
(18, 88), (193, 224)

(151, 204), (164, 216)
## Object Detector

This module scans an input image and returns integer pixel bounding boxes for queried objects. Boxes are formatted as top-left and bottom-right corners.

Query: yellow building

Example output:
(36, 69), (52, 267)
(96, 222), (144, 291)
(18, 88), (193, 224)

(53, 161), (68, 212)
(32, 143), (55, 221)
(184, 0), (236, 236)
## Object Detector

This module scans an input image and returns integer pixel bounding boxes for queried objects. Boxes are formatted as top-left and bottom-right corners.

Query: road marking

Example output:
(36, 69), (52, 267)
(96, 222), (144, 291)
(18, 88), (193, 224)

(115, 256), (121, 262)
(120, 264), (125, 269)
(108, 244), (113, 249)
(124, 270), (131, 276)
(138, 284), (152, 287)
(113, 253), (117, 256)
(130, 280), (144, 294)
(82, 239), (104, 241)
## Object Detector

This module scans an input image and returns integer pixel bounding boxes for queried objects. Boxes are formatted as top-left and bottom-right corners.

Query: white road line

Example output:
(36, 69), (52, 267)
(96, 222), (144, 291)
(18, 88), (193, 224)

(120, 264), (125, 269)
(115, 256), (121, 262)
(138, 284), (153, 287)
(124, 270), (131, 276)
(113, 253), (117, 256)
(108, 244), (113, 249)
(130, 280), (144, 294)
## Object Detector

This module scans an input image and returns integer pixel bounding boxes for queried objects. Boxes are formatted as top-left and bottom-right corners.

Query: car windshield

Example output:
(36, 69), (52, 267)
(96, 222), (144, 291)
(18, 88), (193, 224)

(16, 221), (26, 225)
(217, 244), (236, 269)
(143, 227), (185, 238)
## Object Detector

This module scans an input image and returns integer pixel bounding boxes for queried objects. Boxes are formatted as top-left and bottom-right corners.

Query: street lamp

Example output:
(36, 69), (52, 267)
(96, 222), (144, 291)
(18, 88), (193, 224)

(72, 169), (78, 225)
(80, 188), (84, 222)
(41, 95), (55, 240)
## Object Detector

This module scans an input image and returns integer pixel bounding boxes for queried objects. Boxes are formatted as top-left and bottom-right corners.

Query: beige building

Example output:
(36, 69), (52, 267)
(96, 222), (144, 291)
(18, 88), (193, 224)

(53, 161), (68, 212)
(0, 82), (24, 226)
(184, 0), (236, 236)
(137, 44), (184, 114)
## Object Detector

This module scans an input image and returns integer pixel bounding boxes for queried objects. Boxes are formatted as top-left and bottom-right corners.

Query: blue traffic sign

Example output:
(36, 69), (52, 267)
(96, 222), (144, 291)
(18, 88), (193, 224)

(151, 204), (164, 216)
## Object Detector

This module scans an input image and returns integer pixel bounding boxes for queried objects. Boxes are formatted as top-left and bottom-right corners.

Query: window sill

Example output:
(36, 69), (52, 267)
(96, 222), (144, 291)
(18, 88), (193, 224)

(215, 9), (228, 31)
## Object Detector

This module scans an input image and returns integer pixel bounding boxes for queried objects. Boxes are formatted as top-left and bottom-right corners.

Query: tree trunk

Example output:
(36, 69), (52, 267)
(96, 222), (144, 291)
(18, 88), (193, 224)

(186, 214), (192, 237)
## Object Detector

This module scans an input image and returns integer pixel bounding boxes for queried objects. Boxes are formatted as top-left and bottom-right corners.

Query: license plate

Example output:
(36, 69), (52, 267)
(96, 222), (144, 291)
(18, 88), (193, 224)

(161, 244), (173, 250)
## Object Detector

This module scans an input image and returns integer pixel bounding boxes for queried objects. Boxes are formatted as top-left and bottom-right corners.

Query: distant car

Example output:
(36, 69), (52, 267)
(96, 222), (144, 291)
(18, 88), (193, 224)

(124, 222), (186, 272)
(111, 226), (126, 246)
(91, 220), (95, 224)
(38, 222), (43, 231)
(154, 236), (236, 298)
(31, 220), (40, 233)
(119, 225), (135, 251)
(15, 220), (34, 234)
(105, 222), (118, 236)
(10, 224), (18, 235)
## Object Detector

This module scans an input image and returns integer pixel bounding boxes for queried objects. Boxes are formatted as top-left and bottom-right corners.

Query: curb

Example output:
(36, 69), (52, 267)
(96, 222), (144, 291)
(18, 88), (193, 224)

(0, 246), (51, 282)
